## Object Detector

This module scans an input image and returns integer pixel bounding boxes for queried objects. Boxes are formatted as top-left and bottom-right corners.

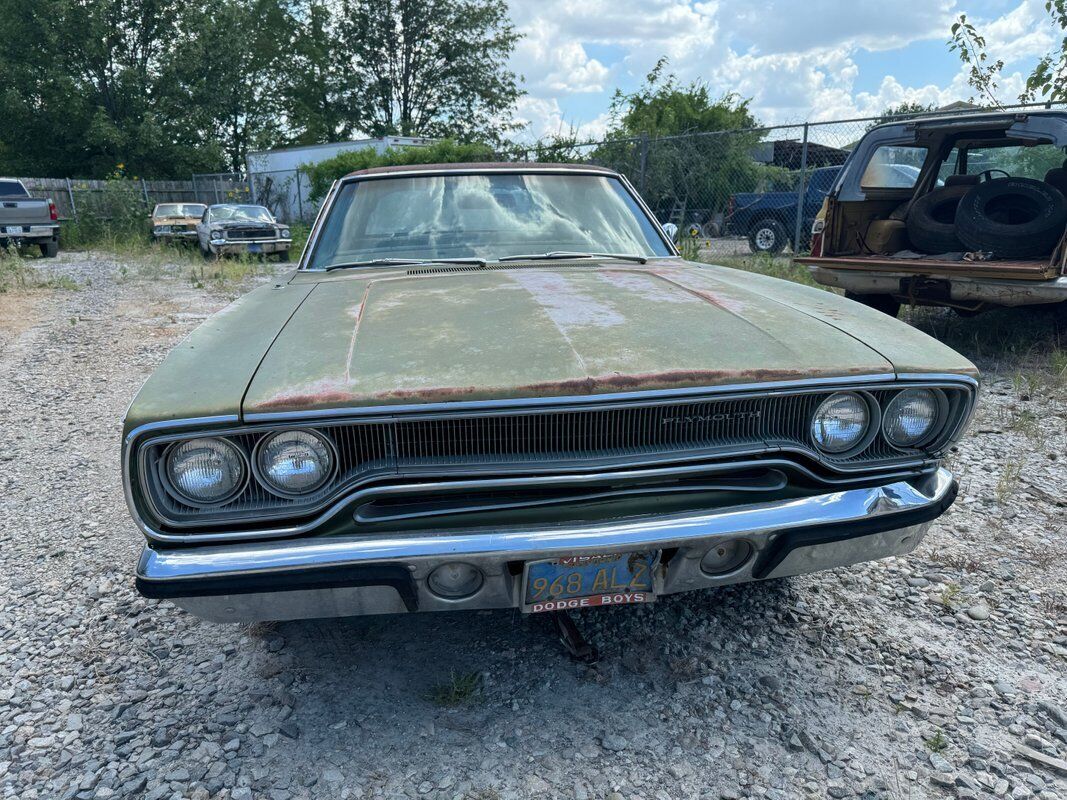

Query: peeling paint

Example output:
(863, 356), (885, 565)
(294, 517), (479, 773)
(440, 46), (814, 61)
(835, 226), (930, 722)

(597, 270), (703, 304)
(254, 365), (880, 412)
(509, 270), (625, 330)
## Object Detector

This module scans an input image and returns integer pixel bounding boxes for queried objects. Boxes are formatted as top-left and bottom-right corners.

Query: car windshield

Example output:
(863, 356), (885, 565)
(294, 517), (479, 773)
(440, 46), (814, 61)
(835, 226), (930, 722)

(155, 203), (206, 217)
(306, 172), (672, 269)
(210, 205), (273, 223)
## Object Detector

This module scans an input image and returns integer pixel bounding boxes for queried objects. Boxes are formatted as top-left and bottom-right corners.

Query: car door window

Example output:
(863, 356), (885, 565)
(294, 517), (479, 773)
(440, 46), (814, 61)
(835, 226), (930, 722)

(860, 145), (928, 189)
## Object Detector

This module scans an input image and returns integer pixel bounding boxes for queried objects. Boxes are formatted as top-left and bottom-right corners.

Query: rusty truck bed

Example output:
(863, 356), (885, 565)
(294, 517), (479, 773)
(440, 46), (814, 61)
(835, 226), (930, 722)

(796, 255), (1063, 281)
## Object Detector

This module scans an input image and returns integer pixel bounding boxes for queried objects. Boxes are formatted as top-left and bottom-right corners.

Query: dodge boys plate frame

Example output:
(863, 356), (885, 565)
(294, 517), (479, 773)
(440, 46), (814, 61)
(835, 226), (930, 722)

(521, 551), (660, 613)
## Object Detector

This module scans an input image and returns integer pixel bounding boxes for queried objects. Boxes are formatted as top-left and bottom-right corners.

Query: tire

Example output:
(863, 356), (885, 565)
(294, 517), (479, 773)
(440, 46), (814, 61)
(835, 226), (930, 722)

(39, 239), (59, 258)
(275, 249), (290, 262)
(955, 177), (1067, 258)
(747, 219), (788, 254)
(845, 291), (900, 318)
(906, 186), (970, 253)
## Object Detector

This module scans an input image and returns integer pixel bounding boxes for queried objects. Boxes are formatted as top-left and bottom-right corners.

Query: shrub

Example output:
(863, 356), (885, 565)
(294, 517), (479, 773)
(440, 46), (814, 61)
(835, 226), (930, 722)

(301, 139), (497, 204)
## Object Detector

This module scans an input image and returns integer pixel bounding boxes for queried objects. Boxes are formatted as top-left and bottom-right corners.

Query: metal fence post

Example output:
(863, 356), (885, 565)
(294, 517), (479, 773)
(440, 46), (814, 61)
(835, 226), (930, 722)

(296, 171), (304, 221)
(249, 173), (258, 205)
(638, 133), (650, 194)
(140, 178), (150, 208)
(65, 178), (77, 221)
(792, 122), (810, 254)
(192, 174), (199, 204)
(213, 177), (220, 204)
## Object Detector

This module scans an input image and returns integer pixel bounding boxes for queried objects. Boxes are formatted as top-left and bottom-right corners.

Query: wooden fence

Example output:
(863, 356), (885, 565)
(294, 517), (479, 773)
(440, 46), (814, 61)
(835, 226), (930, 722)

(15, 176), (250, 221)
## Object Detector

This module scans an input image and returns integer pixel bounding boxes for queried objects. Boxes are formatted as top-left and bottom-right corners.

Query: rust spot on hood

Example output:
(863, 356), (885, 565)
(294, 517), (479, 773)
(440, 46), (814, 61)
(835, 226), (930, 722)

(251, 365), (879, 412)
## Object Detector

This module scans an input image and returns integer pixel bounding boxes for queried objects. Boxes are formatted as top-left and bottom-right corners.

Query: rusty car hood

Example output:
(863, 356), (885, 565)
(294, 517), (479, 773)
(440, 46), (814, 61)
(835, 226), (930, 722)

(151, 214), (201, 225)
(241, 261), (914, 415)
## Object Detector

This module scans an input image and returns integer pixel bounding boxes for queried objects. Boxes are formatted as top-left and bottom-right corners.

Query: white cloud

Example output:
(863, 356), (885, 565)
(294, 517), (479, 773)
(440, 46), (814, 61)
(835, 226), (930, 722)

(505, 0), (1053, 139)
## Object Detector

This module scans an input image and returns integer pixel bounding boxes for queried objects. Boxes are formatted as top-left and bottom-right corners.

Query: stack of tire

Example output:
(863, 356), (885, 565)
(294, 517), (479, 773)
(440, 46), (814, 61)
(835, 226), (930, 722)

(906, 177), (1067, 258)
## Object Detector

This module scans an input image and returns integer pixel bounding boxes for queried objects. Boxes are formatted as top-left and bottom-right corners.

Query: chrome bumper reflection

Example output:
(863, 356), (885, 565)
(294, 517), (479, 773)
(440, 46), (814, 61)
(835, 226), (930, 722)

(138, 468), (956, 622)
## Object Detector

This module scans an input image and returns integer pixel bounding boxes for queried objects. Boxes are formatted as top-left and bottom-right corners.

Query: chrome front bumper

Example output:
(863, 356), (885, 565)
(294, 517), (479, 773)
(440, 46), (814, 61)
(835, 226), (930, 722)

(210, 237), (291, 254)
(137, 469), (957, 622)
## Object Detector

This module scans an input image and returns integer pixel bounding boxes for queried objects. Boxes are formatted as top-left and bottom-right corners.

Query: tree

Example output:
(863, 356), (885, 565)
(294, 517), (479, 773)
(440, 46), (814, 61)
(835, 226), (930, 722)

(335, 0), (523, 143)
(165, 0), (295, 171)
(865, 102), (937, 131)
(948, 8), (1067, 105)
(590, 58), (772, 222)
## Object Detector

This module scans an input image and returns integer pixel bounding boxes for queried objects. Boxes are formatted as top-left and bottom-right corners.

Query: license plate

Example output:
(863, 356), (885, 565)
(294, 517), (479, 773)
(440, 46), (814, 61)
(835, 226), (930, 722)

(2, 226), (23, 234)
(247, 243), (262, 253)
(522, 551), (658, 613)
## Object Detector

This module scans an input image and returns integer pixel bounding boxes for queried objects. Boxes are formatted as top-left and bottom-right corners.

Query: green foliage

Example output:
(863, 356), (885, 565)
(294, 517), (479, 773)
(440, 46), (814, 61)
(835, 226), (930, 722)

(428, 671), (483, 707)
(335, 0), (523, 143)
(0, 0), (523, 178)
(607, 58), (759, 139)
(866, 102), (937, 131)
(59, 178), (153, 249)
(945, 10), (1067, 105)
(301, 139), (497, 203)
(588, 58), (774, 222)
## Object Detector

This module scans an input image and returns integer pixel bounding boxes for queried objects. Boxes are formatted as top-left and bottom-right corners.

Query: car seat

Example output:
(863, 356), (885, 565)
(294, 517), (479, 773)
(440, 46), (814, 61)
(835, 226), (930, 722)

(944, 174), (981, 187)
(1044, 159), (1067, 198)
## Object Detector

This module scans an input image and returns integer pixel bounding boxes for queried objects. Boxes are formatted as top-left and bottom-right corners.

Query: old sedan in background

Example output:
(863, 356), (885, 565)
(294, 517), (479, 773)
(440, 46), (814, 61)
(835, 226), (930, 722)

(196, 203), (291, 260)
(124, 163), (978, 623)
(150, 202), (206, 244)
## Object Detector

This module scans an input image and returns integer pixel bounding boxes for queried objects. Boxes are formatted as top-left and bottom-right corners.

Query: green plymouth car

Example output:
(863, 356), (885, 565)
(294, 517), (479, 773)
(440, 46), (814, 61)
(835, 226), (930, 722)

(123, 163), (978, 622)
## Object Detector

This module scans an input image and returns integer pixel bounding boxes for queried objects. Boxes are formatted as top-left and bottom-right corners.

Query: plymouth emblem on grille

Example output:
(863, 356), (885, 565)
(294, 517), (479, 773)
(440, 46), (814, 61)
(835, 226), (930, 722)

(662, 411), (762, 425)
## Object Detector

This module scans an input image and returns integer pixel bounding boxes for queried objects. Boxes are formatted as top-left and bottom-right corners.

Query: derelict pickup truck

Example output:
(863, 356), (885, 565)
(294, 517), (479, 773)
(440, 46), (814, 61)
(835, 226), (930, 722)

(0, 179), (60, 257)
(797, 110), (1067, 318)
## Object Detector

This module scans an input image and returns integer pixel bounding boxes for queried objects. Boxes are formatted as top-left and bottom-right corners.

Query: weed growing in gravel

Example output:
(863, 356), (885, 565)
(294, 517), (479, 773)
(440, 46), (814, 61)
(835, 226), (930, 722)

(924, 730), (950, 753)
(939, 582), (962, 609)
(995, 460), (1023, 505)
(1007, 408), (1041, 438)
(428, 671), (483, 707)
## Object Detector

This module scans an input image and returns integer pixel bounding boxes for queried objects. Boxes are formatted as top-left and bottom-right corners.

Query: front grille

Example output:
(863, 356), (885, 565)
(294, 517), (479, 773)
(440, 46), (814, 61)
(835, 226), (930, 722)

(136, 381), (975, 530)
(224, 227), (274, 240)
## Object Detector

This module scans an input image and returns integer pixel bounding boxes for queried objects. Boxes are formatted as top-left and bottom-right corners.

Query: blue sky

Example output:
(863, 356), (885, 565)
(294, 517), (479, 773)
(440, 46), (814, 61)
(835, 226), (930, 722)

(506, 0), (1058, 140)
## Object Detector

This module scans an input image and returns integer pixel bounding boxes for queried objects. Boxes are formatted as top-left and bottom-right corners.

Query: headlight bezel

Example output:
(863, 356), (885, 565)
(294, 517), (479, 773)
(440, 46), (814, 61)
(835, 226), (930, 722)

(161, 436), (250, 508)
(882, 388), (949, 451)
(252, 428), (338, 499)
(809, 390), (880, 457)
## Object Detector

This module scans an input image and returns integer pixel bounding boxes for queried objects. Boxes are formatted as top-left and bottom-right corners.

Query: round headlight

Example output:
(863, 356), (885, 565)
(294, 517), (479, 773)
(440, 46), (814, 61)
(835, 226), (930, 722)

(166, 437), (246, 505)
(811, 392), (870, 454)
(883, 389), (939, 447)
(280, 228), (290, 238)
(256, 429), (334, 496)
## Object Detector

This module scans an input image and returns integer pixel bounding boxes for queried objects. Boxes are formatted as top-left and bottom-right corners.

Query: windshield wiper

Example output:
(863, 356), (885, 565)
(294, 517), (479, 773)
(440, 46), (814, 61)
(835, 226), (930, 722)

(324, 257), (488, 272)
(497, 251), (648, 264)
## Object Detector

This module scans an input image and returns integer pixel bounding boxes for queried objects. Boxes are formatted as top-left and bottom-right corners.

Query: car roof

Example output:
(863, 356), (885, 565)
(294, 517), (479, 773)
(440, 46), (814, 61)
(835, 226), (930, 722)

(343, 162), (621, 179)
(867, 108), (1067, 133)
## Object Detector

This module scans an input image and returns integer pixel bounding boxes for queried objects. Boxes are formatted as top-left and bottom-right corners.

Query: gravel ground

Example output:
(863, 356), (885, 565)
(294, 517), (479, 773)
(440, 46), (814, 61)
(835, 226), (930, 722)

(0, 251), (1064, 800)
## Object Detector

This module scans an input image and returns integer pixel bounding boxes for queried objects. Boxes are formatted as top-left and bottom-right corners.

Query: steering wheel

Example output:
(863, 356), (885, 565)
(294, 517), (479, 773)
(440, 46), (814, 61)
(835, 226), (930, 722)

(977, 169), (1011, 182)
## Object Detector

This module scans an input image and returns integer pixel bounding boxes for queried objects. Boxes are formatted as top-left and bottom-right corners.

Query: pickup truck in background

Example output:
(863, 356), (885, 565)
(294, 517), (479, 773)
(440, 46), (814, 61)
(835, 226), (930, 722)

(724, 166), (841, 255)
(0, 179), (60, 257)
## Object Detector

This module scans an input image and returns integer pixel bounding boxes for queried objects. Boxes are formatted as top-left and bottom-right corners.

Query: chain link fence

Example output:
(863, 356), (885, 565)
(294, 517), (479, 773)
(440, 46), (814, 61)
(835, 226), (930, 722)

(232, 101), (1067, 243)
(506, 101), (1067, 258)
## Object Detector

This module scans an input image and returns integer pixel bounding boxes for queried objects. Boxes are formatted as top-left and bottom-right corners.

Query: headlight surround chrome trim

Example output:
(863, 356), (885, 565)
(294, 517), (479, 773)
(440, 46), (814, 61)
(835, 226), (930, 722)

(809, 391), (880, 457)
(252, 428), (339, 499)
(160, 436), (251, 508)
(882, 388), (949, 450)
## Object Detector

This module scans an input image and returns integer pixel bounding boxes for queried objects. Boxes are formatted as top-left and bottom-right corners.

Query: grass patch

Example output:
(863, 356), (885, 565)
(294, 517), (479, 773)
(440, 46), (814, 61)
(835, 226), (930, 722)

(428, 671), (483, 707)
(0, 247), (79, 292)
(700, 252), (826, 288)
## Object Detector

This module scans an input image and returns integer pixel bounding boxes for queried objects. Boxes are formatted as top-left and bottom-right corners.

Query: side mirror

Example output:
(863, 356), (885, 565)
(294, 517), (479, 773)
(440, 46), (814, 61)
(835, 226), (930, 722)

(662, 222), (678, 241)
